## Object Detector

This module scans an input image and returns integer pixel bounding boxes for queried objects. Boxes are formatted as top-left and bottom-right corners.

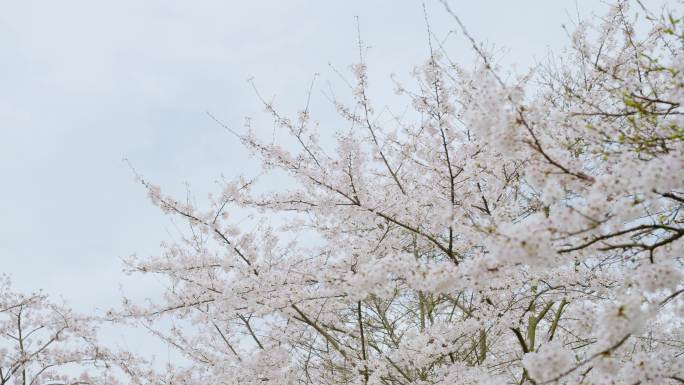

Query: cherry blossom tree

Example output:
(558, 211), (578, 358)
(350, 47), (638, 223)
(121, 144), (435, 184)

(120, 1), (684, 384)
(0, 276), (131, 385)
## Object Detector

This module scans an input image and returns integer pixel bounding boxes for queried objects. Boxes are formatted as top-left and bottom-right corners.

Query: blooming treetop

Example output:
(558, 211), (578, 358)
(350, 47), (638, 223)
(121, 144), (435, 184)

(113, 1), (684, 384)
(0, 276), (133, 385)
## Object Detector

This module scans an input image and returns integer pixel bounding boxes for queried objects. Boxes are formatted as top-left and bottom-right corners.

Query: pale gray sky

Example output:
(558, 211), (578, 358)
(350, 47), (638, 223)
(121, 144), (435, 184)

(1, 0), (622, 316)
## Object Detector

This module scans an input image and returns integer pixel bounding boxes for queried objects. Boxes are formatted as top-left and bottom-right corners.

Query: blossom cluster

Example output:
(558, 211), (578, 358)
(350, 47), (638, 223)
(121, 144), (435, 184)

(117, 2), (684, 384)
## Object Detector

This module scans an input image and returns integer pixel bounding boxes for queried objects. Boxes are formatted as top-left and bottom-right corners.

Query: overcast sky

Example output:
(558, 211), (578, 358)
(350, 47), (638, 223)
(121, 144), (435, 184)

(1, 0), (638, 323)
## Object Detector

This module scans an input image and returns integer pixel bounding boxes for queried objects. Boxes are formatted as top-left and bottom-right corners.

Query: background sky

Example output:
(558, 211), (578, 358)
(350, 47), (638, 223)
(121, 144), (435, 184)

(1, 0), (661, 357)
